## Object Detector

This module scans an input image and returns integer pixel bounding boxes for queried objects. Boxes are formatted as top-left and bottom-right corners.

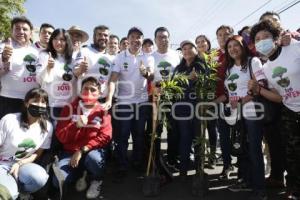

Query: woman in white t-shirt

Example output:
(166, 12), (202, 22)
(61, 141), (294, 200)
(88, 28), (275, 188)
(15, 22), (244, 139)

(223, 35), (267, 199)
(0, 88), (53, 199)
(37, 28), (74, 120)
(249, 19), (300, 199)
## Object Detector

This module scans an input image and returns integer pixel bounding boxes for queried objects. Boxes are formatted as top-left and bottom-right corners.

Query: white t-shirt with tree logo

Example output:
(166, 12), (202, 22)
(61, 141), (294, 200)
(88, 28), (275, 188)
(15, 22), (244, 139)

(112, 49), (154, 104)
(37, 51), (76, 107)
(76, 46), (114, 98)
(262, 42), (300, 112)
(224, 57), (266, 117)
(153, 49), (181, 82)
(0, 113), (53, 167)
(0, 42), (40, 99)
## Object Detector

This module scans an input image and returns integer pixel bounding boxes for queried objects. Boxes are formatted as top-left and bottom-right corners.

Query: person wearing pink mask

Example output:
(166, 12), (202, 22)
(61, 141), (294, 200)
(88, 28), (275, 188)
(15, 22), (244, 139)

(54, 76), (112, 199)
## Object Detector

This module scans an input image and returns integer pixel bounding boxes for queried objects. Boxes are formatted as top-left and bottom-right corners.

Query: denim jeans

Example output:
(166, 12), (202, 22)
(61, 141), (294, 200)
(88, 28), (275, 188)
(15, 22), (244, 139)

(114, 103), (150, 171)
(207, 119), (217, 154)
(217, 118), (232, 169)
(239, 119), (265, 191)
(173, 102), (199, 174)
(0, 163), (49, 199)
(53, 149), (106, 187)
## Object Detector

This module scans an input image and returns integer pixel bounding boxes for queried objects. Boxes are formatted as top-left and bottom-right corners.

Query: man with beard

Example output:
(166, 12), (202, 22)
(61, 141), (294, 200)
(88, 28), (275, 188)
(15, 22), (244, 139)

(74, 25), (113, 102)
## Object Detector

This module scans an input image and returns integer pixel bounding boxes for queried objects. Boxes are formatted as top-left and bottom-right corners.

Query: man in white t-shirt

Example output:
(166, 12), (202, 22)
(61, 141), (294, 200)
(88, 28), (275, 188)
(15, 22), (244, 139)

(107, 34), (120, 57)
(74, 25), (113, 101)
(33, 23), (54, 51)
(151, 27), (181, 169)
(102, 27), (154, 178)
(0, 16), (40, 119)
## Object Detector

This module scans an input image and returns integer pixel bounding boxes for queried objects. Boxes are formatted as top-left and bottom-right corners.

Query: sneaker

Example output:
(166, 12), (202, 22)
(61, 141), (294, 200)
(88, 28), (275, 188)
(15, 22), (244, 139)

(218, 165), (234, 180)
(248, 191), (267, 200)
(18, 193), (33, 200)
(75, 170), (88, 192)
(86, 180), (103, 199)
(228, 181), (252, 192)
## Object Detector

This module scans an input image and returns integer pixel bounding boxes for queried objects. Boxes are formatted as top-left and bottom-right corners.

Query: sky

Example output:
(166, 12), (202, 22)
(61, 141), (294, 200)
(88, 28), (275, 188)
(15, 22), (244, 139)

(24, 0), (300, 48)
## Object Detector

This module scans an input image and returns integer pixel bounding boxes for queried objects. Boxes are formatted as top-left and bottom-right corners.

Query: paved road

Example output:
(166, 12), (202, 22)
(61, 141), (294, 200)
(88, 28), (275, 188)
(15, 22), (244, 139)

(66, 161), (284, 200)
(66, 132), (285, 200)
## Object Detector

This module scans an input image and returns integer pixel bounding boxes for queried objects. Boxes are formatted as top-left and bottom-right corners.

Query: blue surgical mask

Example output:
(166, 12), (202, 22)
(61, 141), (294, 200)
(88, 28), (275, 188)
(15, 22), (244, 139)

(255, 38), (275, 56)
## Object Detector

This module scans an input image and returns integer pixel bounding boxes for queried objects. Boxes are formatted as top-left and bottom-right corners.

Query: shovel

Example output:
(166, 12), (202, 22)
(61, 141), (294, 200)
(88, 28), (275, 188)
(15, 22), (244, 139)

(143, 92), (161, 197)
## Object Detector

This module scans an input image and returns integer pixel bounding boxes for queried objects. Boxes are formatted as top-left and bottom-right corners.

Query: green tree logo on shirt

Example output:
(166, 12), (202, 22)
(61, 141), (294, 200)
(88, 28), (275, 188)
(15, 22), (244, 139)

(158, 61), (171, 77)
(62, 64), (73, 81)
(23, 54), (37, 73)
(272, 66), (290, 88)
(123, 62), (128, 71)
(98, 58), (110, 76)
(15, 138), (36, 159)
(227, 73), (239, 91)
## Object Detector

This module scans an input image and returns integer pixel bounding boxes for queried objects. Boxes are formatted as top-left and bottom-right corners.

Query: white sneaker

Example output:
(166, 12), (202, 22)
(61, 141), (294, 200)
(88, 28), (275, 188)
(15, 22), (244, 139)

(18, 193), (32, 200)
(76, 170), (88, 192)
(86, 180), (103, 199)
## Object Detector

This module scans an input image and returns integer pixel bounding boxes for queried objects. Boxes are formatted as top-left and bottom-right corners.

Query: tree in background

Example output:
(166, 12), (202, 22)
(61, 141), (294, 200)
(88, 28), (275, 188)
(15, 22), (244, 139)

(0, 0), (26, 40)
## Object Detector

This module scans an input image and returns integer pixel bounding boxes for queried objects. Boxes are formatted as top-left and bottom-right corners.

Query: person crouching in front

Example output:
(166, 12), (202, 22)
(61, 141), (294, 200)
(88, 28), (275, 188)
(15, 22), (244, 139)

(54, 76), (112, 199)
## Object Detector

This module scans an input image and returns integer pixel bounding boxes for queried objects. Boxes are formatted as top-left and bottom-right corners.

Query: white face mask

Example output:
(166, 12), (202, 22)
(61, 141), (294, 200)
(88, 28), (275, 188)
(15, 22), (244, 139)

(255, 38), (275, 56)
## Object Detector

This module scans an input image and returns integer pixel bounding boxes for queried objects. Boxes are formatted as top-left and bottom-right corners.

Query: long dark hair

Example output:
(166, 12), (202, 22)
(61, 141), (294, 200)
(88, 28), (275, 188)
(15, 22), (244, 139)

(195, 34), (211, 53)
(20, 88), (49, 133)
(46, 28), (73, 64)
(224, 35), (251, 72)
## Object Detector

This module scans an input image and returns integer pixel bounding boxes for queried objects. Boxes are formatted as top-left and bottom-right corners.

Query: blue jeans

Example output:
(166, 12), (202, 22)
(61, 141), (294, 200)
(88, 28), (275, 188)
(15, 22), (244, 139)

(173, 103), (199, 174)
(217, 118), (232, 169)
(239, 119), (265, 191)
(114, 103), (150, 171)
(53, 149), (106, 187)
(0, 163), (49, 199)
(207, 119), (217, 153)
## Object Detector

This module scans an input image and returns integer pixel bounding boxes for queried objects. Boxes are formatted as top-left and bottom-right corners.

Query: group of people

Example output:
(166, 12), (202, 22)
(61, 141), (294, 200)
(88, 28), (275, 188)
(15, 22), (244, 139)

(0, 10), (299, 200)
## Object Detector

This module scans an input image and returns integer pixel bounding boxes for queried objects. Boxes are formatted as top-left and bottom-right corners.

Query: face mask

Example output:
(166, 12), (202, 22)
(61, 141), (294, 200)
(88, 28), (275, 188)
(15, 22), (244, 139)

(255, 38), (275, 56)
(81, 91), (98, 105)
(28, 104), (47, 117)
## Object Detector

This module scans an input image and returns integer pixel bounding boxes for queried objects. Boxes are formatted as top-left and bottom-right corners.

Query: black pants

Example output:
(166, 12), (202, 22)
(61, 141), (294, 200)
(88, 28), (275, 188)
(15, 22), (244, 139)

(281, 107), (300, 191)
(264, 117), (286, 181)
(0, 96), (23, 119)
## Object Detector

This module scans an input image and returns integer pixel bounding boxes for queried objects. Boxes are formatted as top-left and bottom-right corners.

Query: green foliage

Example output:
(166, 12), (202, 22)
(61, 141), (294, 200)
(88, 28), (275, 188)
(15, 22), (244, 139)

(195, 50), (219, 102)
(0, 0), (26, 39)
(272, 66), (287, 79)
(193, 50), (220, 174)
(159, 73), (189, 104)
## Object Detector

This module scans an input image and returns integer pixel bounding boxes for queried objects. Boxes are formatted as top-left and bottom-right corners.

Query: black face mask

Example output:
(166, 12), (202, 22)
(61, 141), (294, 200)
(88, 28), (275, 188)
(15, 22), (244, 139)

(27, 104), (47, 117)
